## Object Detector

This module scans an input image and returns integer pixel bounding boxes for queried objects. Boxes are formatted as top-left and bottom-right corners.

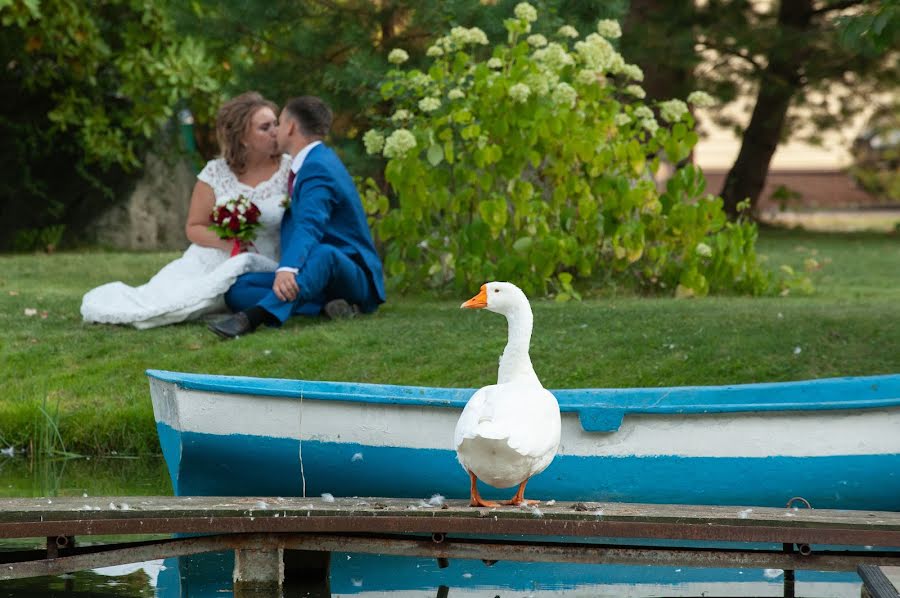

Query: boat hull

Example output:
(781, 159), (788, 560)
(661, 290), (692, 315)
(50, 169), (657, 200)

(148, 371), (900, 510)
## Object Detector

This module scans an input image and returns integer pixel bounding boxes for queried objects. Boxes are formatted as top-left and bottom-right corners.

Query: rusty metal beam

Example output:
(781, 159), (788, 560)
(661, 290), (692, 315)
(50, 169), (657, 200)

(2, 533), (900, 581)
(1, 497), (898, 548)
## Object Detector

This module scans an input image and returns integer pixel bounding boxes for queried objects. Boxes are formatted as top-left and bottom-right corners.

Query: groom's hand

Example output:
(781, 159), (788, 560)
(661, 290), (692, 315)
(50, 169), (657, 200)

(273, 271), (300, 302)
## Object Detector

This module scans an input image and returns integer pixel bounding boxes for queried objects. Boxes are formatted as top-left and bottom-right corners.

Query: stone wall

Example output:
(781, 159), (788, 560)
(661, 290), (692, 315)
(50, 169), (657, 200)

(89, 153), (197, 250)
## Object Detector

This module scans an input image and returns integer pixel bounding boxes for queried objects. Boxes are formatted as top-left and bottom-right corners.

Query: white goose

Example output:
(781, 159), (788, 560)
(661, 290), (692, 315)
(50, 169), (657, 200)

(455, 281), (561, 507)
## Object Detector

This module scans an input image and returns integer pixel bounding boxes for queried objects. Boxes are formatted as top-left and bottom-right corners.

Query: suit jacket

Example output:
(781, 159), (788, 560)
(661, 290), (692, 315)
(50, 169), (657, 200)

(280, 143), (386, 307)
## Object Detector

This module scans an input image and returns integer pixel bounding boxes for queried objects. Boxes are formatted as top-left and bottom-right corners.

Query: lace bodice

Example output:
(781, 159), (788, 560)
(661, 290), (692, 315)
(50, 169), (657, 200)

(198, 155), (291, 260)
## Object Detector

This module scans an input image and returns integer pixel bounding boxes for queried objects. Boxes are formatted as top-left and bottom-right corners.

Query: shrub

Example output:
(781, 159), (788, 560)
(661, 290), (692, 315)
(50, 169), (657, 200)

(360, 3), (774, 299)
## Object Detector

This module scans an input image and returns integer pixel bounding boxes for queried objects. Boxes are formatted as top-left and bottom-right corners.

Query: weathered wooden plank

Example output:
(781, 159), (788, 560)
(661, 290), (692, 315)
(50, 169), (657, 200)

(0, 497), (898, 547)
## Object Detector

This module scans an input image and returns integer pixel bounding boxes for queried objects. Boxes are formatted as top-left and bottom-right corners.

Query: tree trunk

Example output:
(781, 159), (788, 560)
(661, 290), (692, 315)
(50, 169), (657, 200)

(720, 0), (814, 219)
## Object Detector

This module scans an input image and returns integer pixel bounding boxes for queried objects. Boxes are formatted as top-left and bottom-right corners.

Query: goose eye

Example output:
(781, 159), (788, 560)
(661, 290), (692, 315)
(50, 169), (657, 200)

(493, 289), (499, 293)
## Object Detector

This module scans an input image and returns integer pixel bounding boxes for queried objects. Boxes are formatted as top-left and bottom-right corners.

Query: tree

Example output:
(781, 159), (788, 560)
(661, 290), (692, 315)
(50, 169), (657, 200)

(0, 0), (225, 249)
(693, 0), (899, 218)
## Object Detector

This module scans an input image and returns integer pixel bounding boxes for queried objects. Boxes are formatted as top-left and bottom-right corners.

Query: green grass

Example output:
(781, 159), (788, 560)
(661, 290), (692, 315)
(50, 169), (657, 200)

(1, 229), (898, 455)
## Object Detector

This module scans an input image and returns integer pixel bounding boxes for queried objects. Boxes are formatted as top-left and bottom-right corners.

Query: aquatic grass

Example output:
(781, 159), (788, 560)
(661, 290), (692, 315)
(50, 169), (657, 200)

(0, 230), (897, 455)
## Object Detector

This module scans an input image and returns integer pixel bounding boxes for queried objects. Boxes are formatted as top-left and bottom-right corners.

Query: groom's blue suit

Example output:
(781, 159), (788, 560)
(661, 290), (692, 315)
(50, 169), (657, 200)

(225, 144), (385, 322)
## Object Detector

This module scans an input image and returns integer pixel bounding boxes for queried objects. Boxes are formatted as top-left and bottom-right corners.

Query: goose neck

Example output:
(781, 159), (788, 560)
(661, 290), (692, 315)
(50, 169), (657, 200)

(498, 305), (538, 385)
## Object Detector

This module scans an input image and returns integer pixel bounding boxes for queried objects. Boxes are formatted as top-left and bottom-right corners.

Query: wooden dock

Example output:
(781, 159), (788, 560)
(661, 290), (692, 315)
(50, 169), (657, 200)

(1, 496), (899, 589)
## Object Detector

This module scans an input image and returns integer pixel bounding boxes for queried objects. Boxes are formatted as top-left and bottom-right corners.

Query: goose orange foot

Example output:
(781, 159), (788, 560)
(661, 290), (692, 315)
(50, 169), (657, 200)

(503, 479), (540, 506)
(468, 470), (501, 508)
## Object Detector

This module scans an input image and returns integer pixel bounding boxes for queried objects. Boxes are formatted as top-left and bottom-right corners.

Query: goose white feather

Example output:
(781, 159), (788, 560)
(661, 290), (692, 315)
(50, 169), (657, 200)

(454, 282), (561, 504)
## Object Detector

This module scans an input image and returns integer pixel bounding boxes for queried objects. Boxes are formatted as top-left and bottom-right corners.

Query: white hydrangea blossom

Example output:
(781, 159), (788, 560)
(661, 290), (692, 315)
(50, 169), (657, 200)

(448, 88), (465, 100)
(487, 57), (504, 69)
(508, 82), (532, 103)
(527, 34), (548, 47)
(532, 42), (575, 70)
(525, 71), (552, 96)
(659, 99), (689, 123)
(574, 33), (617, 71)
(620, 63), (644, 82)
(388, 49), (409, 65)
(576, 68), (603, 86)
(641, 118), (659, 134)
(552, 82), (577, 108)
(687, 91), (716, 107)
(363, 130), (385, 155)
(515, 2), (538, 22)
(418, 97), (442, 112)
(557, 25), (579, 38)
(696, 242), (713, 258)
(390, 109), (411, 123)
(614, 113), (631, 126)
(624, 84), (645, 98)
(450, 26), (489, 46)
(596, 19), (622, 39)
(410, 72), (432, 90)
(634, 105), (654, 120)
(383, 129), (417, 158)
(426, 45), (444, 58)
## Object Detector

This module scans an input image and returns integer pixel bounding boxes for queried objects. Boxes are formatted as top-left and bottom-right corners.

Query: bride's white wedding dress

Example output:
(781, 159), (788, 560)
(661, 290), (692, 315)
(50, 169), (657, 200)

(81, 155), (291, 329)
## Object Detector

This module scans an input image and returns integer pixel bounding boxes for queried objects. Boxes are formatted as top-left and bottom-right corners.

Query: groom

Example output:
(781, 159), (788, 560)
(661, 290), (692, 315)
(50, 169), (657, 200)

(209, 96), (385, 339)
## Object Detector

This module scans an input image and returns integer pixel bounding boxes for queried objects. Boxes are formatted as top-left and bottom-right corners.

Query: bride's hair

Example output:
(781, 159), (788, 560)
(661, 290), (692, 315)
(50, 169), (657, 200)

(216, 91), (278, 175)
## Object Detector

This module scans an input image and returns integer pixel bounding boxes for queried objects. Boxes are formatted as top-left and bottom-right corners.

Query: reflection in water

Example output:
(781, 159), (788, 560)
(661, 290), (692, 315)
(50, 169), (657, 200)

(0, 455), (172, 498)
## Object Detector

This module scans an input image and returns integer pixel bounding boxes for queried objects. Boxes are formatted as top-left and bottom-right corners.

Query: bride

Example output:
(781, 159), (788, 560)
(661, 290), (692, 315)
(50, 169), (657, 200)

(81, 92), (291, 329)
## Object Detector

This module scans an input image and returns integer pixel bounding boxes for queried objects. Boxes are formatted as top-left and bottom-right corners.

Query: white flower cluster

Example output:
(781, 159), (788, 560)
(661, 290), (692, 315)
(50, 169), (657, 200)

(514, 2), (538, 23)
(508, 82), (531, 103)
(574, 33), (618, 71)
(620, 63), (644, 82)
(576, 68), (603, 86)
(450, 26), (489, 46)
(552, 82), (577, 108)
(388, 49), (409, 65)
(596, 19), (622, 39)
(391, 109), (411, 123)
(633, 106), (654, 120)
(426, 45), (444, 58)
(641, 117), (659, 134)
(532, 42), (575, 70)
(557, 25), (579, 39)
(383, 129), (417, 158)
(418, 97), (441, 112)
(659, 99), (689, 123)
(527, 34), (548, 47)
(448, 88), (465, 100)
(487, 57), (504, 69)
(363, 130), (385, 155)
(624, 84), (645, 98)
(687, 91), (716, 107)
(614, 113), (631, 127)
(696, 242), (713, 258)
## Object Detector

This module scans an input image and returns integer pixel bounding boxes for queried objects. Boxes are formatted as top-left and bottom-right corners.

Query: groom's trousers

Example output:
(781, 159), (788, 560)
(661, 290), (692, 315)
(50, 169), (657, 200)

(225, 243), (379, 323)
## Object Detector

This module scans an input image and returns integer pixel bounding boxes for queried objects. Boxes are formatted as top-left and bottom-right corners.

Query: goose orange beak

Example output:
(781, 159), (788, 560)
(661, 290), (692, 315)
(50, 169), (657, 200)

(461, 285), (488, 309)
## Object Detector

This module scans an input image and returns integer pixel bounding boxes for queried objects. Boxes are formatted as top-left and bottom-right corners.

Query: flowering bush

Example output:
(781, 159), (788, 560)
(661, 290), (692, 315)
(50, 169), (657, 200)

(361, 3), (773, 298)
(209, 195), (262, 256)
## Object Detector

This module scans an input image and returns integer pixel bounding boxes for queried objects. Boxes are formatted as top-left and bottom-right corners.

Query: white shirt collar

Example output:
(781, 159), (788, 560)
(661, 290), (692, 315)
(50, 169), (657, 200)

(291, 140), (323, 174)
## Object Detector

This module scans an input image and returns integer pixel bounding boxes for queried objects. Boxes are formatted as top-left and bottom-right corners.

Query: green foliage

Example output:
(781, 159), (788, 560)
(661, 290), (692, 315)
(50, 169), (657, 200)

(361, 5), (772, 297)
(1, 0), (223, 169)
(0, 0), (226, 250)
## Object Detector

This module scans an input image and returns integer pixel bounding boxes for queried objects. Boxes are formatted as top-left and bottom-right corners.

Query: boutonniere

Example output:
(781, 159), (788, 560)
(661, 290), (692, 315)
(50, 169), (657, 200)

(281, 194), (291, 210)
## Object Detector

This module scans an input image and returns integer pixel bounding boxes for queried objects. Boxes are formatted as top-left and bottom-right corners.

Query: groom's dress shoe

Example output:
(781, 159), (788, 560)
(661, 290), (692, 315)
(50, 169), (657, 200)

(324, 299), (360, 320)
(208, 312), (255, 339)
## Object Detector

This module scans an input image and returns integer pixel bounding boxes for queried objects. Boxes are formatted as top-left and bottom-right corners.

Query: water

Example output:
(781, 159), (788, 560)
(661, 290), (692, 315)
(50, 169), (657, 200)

(0, 456), (865, 597)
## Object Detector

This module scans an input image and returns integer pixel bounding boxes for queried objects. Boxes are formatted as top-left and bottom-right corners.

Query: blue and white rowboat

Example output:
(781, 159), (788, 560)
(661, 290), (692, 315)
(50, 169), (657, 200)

(146, 370), (900, 511)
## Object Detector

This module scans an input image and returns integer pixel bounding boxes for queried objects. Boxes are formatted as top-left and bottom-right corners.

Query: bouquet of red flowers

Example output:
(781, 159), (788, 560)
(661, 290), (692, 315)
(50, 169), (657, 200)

(209, 195), (262, 256)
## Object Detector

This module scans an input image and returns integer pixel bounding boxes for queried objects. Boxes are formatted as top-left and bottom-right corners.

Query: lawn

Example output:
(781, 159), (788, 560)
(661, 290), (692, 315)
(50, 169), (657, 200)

(1, 228), (898, 455)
